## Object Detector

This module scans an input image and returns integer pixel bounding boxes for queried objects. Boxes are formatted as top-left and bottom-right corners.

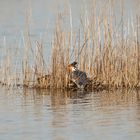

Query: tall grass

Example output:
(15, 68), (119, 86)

(0, 0), (140, 89)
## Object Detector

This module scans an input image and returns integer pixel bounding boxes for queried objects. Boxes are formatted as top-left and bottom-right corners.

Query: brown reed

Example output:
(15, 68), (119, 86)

(0, 0), (140, 90)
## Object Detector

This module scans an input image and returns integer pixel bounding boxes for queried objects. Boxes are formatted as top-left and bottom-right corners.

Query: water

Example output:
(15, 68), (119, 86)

(0, 88), (140, 140)
(0, 0), (140, 139)
(0, 0), (140, 46)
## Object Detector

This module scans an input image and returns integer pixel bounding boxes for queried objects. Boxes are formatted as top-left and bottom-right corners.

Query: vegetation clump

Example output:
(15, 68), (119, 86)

(0, 0), (140, 91)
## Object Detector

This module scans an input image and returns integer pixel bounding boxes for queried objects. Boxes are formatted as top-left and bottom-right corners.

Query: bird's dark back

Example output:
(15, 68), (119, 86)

(71, 70), (86, 79)
(70, 70), (87, 87)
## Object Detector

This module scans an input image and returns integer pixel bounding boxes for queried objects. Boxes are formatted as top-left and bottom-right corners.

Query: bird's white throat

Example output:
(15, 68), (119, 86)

(71, 67), (76, 72)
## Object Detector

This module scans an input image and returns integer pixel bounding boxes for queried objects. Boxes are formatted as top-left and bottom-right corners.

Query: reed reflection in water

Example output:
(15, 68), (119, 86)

(0, 88), (140, 140)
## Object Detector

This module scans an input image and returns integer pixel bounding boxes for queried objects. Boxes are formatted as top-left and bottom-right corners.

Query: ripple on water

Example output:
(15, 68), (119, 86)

(0, 87), (140, 140)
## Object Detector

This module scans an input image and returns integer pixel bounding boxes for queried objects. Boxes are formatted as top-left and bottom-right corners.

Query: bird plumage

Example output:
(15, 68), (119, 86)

(67, 62), (87, 89)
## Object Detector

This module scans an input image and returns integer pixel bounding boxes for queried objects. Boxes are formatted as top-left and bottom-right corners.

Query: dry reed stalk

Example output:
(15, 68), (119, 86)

(0, 0), (140, 90)
(22, 11), (35, 87)
(136, 16), (140, 85)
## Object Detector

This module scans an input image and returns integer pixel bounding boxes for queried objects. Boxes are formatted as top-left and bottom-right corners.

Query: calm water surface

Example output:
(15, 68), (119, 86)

(0, 0), (140, 47)
(0, 88), (140, 140)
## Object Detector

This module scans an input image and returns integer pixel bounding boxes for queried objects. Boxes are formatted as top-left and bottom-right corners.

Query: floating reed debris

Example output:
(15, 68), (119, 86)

(0, 0), (140, 90)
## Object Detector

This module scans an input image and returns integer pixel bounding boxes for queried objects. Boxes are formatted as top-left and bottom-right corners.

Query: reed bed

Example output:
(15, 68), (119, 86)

(0, 0), (140, 90)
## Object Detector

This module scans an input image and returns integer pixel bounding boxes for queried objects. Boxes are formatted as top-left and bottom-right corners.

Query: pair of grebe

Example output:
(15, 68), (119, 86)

(37, 61), (88, 89)
(67, 62), (87, 89)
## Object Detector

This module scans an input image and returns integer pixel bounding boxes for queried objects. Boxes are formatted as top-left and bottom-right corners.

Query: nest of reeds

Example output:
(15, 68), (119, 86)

(34, 73), (109, 91)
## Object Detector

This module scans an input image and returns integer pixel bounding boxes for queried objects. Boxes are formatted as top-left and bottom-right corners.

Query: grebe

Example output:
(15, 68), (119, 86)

(67, 62), (87, 89)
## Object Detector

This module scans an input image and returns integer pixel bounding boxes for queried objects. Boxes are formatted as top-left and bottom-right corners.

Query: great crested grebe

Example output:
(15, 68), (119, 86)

(67, 61), (87, 89)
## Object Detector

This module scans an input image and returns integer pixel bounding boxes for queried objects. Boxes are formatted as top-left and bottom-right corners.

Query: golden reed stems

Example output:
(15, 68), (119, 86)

(0, 0), (140, 90)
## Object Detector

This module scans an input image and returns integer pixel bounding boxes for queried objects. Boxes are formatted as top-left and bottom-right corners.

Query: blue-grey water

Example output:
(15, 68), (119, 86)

(0, 0), (140, 140)
(0, 0), (140, 47)
(0, 88), (140, 140)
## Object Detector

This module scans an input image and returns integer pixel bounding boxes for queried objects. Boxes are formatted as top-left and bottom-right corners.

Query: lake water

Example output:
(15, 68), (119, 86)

(0, 88), (140, 140)
(0, 0), (140, 47)
(0, 0), (140, 140)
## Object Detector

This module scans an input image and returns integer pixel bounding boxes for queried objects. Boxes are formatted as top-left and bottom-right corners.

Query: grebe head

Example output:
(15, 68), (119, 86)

(66, 61), (78, 73)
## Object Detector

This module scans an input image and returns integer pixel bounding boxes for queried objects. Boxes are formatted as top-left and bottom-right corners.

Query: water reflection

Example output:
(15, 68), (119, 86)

(20, 88), (140, 111)
(0, 87), (140, 140)
(34, 89), (140, 140)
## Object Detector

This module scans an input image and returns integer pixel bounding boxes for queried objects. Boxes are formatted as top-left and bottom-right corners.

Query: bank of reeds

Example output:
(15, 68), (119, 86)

(0, 0), (140, 90)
